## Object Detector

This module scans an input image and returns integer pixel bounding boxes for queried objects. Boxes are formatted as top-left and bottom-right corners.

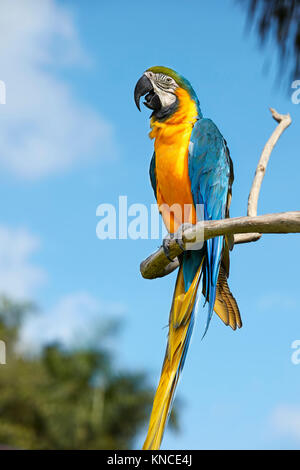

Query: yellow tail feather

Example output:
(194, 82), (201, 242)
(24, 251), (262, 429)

(143, 260), (203, 450)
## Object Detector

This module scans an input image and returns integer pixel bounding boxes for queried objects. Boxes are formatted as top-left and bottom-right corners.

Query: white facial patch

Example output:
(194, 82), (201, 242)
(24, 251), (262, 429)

(154, 87), (177, 108)
(145, 71), (178, 109)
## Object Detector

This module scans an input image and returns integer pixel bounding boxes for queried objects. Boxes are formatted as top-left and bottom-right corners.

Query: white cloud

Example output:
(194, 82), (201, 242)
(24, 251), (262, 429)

(21, 291), (126, 349)
(270, 404), (300, 442)
(0, 225), (45, 299)
(0, 0), (115, 179)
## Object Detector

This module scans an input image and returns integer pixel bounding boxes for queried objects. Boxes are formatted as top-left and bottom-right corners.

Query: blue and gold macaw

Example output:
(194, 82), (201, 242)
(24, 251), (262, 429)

(134, 66), (241, 450)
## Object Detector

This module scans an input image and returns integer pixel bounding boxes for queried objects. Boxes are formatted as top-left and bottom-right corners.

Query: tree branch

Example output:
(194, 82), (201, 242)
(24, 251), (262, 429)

(140, 212), (300, 279)
(235, 107), (291, 244)
(140, 108), (293, 280)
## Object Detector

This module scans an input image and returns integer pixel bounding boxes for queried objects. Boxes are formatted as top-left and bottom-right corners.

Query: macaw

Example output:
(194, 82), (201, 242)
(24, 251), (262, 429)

(134, 66), (241, 450)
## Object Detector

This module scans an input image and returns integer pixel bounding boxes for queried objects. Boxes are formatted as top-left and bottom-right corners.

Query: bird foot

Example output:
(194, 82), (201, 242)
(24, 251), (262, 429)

(173, 223), (195, 250)
(162, 224), (195, 260)
(162, 233), (175, 262)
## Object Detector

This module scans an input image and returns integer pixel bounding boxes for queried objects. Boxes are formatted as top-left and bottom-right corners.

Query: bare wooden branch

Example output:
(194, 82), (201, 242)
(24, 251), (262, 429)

(248, 108), (291, 217)
(141, 212), (300, 279)
(236, 107), (292, 244)
(140, 108), (294, 279)
(233, 232), (262, 245)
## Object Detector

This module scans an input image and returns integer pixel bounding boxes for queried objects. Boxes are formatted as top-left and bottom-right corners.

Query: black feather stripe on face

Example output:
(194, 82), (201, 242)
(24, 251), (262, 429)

(152, 97), (179, 121)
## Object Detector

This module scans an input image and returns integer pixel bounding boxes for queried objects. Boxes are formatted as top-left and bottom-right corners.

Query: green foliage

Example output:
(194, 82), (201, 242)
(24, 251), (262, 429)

(0, 298), (178, 449)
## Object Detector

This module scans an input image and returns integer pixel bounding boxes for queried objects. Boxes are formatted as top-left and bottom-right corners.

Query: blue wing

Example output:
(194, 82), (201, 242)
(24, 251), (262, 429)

(188, 118), (231, 335)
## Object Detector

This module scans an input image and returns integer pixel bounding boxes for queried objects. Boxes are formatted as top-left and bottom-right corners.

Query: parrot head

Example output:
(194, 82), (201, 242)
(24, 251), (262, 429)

(134, 66), (200, 120)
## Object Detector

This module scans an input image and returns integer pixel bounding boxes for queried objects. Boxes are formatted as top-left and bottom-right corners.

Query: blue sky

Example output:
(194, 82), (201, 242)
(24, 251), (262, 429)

(0, 0), (300, 450)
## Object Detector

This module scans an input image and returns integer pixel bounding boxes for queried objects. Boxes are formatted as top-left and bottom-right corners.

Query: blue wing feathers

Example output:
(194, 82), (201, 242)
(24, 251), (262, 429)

(187, 118), (230, 335)
(148, 119), (230, 336)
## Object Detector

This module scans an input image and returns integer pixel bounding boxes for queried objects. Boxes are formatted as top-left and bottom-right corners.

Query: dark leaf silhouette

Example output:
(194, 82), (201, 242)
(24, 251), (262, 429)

(0, 297), (178, 449)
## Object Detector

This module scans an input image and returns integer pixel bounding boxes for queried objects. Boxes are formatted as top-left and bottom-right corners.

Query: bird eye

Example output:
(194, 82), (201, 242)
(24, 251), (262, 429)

(158, 74), (171, 84)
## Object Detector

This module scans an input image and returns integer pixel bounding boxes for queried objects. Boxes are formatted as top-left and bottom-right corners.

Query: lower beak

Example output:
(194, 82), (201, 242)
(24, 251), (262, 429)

(134, 74), (161, 112)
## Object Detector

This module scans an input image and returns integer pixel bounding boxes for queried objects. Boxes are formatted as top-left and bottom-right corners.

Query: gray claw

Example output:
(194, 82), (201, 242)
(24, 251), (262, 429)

(162, 234), (175, 262)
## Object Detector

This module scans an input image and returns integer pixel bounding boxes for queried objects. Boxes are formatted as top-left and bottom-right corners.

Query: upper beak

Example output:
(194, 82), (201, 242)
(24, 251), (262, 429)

(134, 74), (153, 111)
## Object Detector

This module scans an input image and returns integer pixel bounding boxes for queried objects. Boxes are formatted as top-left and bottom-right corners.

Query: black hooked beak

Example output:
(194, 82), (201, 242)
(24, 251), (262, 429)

(134, 74), (161, 112)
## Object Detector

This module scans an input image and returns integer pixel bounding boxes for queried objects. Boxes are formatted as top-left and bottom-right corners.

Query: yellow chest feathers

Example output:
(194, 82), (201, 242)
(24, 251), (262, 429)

(149, 88), (199, 233)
